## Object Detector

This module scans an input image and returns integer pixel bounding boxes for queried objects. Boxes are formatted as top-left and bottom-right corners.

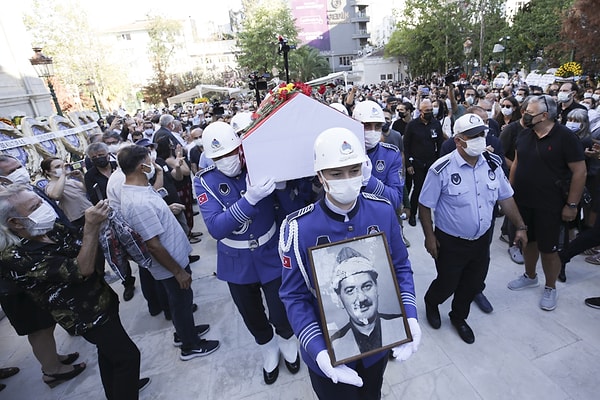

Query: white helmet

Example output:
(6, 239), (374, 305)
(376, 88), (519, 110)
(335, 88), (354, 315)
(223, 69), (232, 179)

(329, 102), (349, 115)
(230, 112), (253, 133)
(352, 100), (385, 123)
(314, 127), (368, 172)
(202, 121), (242, 159)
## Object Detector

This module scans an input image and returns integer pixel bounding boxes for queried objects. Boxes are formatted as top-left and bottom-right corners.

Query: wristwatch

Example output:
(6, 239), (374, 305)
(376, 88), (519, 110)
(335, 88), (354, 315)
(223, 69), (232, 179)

(566, 203), (578, 209)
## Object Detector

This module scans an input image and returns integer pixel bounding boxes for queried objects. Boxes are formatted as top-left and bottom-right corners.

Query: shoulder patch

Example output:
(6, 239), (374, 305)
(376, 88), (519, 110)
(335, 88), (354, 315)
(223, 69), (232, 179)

(380, 142), (400, 152)
(286, 204), (315, 222)
(360, 192), (391, 205)
(432, 157), (451, 175)
(195, 165), (216, 178)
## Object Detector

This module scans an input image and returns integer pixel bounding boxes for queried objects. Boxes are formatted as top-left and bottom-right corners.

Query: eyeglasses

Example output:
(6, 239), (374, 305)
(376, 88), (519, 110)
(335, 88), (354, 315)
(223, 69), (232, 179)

(538, 95), (549, 113)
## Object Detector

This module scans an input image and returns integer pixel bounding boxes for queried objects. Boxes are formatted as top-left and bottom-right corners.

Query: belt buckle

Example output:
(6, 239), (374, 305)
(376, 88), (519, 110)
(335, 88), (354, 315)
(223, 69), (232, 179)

(248, 239), (259, 250)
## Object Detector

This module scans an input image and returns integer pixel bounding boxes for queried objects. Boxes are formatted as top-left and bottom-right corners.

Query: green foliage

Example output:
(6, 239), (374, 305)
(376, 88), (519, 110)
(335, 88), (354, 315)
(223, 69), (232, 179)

(507, 0), (575, 69)
(289, 46), (331, 82)
(560, 0), (600, 74)
(236, 0), (299, 76)
(22, 0), (130, 112)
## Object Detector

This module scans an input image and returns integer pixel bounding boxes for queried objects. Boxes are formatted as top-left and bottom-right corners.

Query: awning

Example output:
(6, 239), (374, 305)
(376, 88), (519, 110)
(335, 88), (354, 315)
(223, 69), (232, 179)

(306, 71), (348, 87)
(167, 85), (247, 105)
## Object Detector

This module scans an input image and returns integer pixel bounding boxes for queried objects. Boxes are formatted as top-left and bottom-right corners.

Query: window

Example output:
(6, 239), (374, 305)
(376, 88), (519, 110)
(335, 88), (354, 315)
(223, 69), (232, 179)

(380, 74), (386, 80)
(387, 74), (393, 80)
(119, 33), (131, 41)
(339, 56), (354, 66)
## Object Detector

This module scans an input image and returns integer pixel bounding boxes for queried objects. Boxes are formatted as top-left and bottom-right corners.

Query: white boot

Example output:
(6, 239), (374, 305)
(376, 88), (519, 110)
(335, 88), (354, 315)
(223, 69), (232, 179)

(259, 336), (280, 384)
(278, 335), (300, 374)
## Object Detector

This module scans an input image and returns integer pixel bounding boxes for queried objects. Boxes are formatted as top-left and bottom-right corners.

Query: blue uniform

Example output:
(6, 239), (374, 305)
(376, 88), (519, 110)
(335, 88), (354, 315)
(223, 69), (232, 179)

(279, 194), (417, 378)
(364, 142), (403, 210)
(419, 150), (512, 321)
(194, 166), (281, 284)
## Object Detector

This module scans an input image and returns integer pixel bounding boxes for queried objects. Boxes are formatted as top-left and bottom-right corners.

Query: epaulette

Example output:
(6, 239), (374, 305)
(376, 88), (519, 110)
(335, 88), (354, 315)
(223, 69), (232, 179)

(361, 192), (391, 205)
(195, 165), (216, 178)
(484, 151), (502, 167)
(432, 156), (451, 175)
(380, 142), (400, 152)
(286, 204), (314, 222)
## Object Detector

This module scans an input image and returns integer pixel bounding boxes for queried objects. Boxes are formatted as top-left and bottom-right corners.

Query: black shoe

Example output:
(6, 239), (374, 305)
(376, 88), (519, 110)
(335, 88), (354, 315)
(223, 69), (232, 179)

(138, 377), (151, 392)
(473, 292), (493, 313)
(408, 216), (417, 227)
(584, 297), (600, 309)
(189, 255), (200, 264)
(43, 363), (86, 388)
(451, 319), (475, 344)
(284, 353), (300, 374)
(0, 383), (5, 391)
(558, 264), (566, 283)
(425, 299), (441, 329)
(173, 324), (210, 347)
(190, 231), (203, 238)
(59, 352), (79, 365)
(263, 364), (280, 385)
(123, 285), (135, 301)
(180, 339), (220, 361)
(0, 367), (19, 379)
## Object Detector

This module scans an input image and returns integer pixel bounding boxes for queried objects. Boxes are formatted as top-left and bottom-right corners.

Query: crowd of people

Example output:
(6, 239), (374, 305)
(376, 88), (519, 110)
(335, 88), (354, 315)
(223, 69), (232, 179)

(1, 72), (599, 399)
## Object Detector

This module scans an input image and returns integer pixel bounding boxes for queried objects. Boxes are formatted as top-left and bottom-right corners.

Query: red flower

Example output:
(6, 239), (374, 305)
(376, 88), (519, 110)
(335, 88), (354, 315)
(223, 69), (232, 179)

(318, 85), (326, 95)
(251, 112), (259, 119)
(279, 82), (287, 88)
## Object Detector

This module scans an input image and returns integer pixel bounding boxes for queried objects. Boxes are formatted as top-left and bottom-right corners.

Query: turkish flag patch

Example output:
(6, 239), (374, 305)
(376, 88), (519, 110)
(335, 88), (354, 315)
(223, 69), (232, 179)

(197, 193), (208, 205)
(282, 256), (291, 269)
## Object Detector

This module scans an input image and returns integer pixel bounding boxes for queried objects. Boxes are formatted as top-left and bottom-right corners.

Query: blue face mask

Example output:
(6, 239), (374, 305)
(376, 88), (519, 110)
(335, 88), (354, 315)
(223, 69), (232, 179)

(565, 121), (581, 132)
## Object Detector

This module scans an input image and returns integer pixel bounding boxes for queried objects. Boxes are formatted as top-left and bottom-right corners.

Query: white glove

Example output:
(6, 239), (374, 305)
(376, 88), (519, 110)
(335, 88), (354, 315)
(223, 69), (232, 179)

(362, 160), (372, 186)
(244, 177), (276, 205)
(392, 318), (421, 362)
(315, 350), (363, 387)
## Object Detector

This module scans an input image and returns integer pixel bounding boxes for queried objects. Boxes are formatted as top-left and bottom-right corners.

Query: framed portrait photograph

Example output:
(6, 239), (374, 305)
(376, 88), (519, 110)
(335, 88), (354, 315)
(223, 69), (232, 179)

(308, 232), (412, 366)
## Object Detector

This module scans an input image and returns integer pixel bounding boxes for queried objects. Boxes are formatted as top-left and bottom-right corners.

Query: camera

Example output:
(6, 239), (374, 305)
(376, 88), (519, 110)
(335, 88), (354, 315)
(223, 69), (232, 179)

(445, 66), (461, 86)
(248, 71), (269, 91)
(69, 161), (83, 171)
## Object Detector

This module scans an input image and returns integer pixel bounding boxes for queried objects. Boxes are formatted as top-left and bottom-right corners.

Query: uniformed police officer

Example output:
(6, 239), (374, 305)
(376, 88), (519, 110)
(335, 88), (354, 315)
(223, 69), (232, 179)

(419, 114), (528, 344)
(193, 122), (300, 384)
(279, 127), (420, 400)
(352, 100), (404, 211)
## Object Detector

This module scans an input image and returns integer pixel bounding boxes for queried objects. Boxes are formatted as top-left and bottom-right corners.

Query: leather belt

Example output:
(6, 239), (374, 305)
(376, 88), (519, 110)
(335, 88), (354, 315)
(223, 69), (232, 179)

(220, 222), (276, 250)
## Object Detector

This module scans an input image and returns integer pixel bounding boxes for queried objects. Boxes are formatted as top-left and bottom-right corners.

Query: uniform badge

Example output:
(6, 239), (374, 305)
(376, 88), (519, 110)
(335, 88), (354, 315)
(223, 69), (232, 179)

(375, 160), (385, 172)
(211, 138), (222, 152)
(488, 170), (496, 180)
(367, 225), (380, 234)
(451, 173), (461, 185)
(282, 256), (291, 269)
(197, 193), (208, 204)
(219, 183), (230, 195)
(340, 141), (354, 155)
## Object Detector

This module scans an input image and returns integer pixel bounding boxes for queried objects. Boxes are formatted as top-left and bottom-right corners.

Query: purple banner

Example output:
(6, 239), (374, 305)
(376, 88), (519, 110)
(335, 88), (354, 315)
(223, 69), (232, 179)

(291, 0), (331, 51)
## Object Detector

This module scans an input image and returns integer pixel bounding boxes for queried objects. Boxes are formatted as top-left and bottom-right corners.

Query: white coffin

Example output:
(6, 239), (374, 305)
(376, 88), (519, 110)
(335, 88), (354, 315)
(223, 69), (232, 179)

(242, 93), (364, 184)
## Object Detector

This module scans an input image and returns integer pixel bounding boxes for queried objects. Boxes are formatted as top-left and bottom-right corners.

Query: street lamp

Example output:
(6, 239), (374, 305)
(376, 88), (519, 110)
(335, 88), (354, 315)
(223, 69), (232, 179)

(463, 37), (473, 77)
(85, 79), (102, 118)
(29, 47), (63, 116)
(499, 36), (511, 70)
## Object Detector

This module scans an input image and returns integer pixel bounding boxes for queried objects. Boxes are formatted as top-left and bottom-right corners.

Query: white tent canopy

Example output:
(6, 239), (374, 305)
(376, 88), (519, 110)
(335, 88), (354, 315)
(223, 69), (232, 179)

(306, 71), (348, 87)
(167, 85), (246, 105)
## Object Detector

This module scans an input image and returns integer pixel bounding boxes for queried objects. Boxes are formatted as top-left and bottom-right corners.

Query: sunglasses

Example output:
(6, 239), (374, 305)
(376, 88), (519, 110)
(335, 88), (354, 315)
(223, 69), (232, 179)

(501, 104), (513, 108)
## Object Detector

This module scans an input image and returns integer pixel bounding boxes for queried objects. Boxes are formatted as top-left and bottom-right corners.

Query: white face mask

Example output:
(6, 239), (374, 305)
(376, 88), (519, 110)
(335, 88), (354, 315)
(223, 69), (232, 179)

(364, 130), (381, 150)
(144, 129), (154, 137)
(432, 107), (439, 117)
(487, 111), (494, 120)
(566, 121), (581, 132)
(557, 92), (571, 103)
(142, 163), (155, 180)
(149, 150), (157, 162)
(501, 107), (513, 116)
(195, 138), (203, 148)
(460, 136), (487, 157)
(322, 175), (363, 205)
(515, 95), (524, 103)
(583, 103), (591, 110)
(593, 94), (600, 102)
(4, 167), (30, 185)
(466, 96), (475, 105)
(107, 144), (120, 154)
(26, 201), (57, 234)
(54, 168), (63, 178)
(214, 154), (242, 177)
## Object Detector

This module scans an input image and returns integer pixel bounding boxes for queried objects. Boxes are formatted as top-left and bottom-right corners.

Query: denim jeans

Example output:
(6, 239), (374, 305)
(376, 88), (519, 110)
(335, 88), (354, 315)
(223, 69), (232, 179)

(158, 266), (200, 350)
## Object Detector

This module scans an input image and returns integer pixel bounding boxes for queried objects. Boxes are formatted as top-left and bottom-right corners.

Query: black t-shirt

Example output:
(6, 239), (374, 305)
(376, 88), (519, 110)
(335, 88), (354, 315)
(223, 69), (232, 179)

(403, 118), (444, 168)
(514, 123), (585, 209)
(499, 120), (526, 162)
(559, 101), (587, 125)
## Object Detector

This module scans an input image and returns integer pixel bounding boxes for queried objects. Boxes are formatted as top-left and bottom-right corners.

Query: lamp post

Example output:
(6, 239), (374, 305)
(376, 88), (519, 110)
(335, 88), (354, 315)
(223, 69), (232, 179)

(463, 37), (473, 78)
(85, 79), (102, 118)
(29, 47), (63, 116)
(499, 36), (510, 71)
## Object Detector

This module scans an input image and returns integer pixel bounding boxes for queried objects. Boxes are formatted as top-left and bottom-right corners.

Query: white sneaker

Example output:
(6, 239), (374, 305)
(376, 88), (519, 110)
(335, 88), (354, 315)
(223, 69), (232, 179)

(508, 246), (524, 264)
(540, 286), (558, 311)
(507, 273), (539, 290)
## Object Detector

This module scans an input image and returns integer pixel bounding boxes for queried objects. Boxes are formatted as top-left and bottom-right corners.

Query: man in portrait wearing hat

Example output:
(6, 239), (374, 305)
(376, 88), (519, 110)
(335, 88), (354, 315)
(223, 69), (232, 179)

(419, 114), (528, 344)
(330, 247), (405, 362)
